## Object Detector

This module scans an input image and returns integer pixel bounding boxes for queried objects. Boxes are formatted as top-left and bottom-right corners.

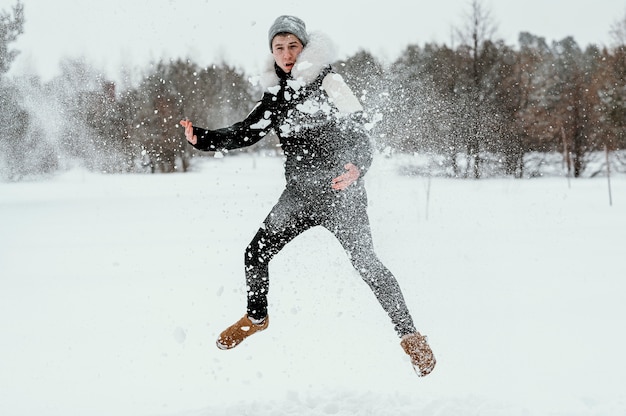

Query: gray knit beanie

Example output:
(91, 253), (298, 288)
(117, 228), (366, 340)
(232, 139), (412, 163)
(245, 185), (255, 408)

(268, 15), (309, 51)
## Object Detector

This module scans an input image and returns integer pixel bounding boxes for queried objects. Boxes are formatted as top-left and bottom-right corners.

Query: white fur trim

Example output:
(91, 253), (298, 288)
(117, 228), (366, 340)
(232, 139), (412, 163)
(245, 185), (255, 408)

(322, 73), (363, 113)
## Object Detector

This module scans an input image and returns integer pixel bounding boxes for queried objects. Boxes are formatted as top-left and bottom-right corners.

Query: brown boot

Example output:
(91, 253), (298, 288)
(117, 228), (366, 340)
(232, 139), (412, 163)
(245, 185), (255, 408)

(216, 315), (269, 350)
(400, 332), (436, 377)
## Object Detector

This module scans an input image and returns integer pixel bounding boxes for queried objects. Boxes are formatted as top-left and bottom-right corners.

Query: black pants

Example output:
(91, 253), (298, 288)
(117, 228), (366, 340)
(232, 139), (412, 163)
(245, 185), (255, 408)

(244, 181), (417, 337)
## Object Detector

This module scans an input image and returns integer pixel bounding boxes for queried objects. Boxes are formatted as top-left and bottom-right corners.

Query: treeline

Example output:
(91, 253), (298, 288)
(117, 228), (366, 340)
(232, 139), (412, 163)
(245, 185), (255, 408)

(1, 1), (626, 180)
(1, 56), (259, 178)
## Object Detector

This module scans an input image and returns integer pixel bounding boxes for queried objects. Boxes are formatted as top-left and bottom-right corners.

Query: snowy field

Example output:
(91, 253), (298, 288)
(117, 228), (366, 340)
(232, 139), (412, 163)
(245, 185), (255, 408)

(1, 155), (625, 416)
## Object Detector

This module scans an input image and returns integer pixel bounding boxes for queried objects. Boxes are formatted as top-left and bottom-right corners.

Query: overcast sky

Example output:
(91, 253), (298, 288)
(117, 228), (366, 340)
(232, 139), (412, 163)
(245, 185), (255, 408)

(3, 0), (625, 83)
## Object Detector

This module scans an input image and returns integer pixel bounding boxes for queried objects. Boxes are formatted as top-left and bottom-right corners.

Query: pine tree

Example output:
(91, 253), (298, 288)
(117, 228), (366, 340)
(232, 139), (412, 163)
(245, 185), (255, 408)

(0, 0), (23, 75)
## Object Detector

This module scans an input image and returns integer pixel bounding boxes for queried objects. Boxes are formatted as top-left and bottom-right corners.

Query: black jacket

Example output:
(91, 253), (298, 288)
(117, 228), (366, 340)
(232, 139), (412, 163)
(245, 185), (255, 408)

(190, 63), (372, 193)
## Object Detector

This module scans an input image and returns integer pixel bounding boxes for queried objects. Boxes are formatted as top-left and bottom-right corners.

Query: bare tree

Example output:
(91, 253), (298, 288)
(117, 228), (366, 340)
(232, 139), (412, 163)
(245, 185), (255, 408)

(454, 0), (499, 178)
(455, 0), (498, 84)
(610, 9), (626, 46)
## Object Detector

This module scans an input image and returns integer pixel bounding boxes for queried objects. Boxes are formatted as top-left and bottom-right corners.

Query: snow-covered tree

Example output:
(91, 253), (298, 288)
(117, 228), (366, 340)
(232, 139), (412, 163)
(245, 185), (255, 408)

(0, 1), (32, 180)
(0, 0), (23, 75)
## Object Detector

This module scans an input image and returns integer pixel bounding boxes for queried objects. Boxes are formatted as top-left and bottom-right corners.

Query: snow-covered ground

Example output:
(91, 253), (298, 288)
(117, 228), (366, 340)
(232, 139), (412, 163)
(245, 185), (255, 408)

(1, 155), (625, 416)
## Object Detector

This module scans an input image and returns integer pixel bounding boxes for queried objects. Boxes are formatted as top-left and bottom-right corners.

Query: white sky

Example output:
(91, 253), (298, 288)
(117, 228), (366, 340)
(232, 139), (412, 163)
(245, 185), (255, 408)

(3, 0), (626, 83)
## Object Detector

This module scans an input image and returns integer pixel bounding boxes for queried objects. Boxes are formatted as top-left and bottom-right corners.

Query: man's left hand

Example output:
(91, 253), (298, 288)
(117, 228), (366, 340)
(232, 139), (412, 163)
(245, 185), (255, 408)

(331, 163), (361, 190)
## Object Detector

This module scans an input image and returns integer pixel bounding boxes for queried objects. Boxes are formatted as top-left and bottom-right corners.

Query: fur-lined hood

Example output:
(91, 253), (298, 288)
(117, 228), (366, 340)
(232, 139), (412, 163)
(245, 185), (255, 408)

(258, 31), (337, 90)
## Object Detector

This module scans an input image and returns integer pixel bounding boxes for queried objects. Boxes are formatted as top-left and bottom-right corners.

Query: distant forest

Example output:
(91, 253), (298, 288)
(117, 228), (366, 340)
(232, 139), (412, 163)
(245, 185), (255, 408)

(1, 0), (625, 180)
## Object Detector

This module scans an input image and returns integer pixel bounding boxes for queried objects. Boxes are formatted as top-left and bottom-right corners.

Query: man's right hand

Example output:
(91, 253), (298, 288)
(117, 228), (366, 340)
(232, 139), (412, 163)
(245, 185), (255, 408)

(180, 119), (197, 145)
